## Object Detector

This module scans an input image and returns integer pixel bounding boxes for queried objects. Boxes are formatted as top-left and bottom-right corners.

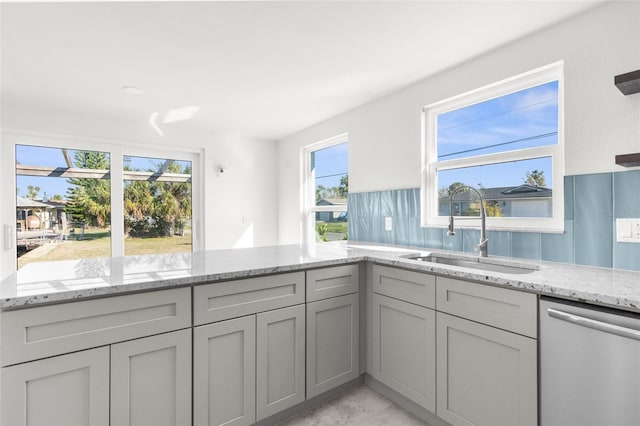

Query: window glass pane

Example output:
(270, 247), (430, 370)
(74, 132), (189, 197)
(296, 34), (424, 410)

(438, 157), (552, 218)
(314, 211), (348, 242)
(437, 81), (558, 161)
(310, 142), (348, 242)
(16, 145), (111, 270)
(123, 155), (192, 255)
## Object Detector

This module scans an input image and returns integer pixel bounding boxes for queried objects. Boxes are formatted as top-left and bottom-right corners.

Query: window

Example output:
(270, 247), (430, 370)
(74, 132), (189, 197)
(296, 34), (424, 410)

(13, 136), (199, 271)
(123, 155), (193, 256)
(422, 62), (564, 232)
(303, 134), (348, 243)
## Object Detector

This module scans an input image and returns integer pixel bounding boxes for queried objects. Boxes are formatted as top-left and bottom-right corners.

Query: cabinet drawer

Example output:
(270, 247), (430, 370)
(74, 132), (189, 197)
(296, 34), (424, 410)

(306, 264), (359, 302)
(1, 287), (191, 366)
(193, 272), (305, 325)
(436, 277), (537, 338)
(370, 264), (435, 308)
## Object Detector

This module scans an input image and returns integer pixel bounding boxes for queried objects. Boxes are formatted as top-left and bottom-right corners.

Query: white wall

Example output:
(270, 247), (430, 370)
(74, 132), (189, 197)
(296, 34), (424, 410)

(277, 1), (640, 244)
(0, 103), (278, 279)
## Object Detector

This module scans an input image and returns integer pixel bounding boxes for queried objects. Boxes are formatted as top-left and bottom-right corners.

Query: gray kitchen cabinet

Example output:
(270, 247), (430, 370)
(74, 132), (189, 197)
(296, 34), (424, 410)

(256, 304), (306, 420)
(193, 272), (305, 325)
(1, 346), (110, 426)
(436, 312), (537, 426)
(306, 292), (360, 398)
(1, 287), (191, 366)
(436, 276), (537, 338)
(0, 288), (192, 426)
(306, 264), (359, 302)
(111, 328), (192, 426)
(194, 315), (257, 426)
(370, 264), (435, 309)
(368, 292), (436, 412)
(194, 304), (306, 425)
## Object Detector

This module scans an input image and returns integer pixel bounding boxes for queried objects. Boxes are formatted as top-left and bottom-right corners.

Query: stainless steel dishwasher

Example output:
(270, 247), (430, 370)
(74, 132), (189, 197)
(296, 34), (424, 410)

(540, 297), (640, 426)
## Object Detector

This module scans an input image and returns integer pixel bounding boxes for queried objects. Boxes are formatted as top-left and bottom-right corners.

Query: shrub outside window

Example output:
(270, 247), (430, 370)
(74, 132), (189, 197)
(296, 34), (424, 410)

(422, 62), (564, 232)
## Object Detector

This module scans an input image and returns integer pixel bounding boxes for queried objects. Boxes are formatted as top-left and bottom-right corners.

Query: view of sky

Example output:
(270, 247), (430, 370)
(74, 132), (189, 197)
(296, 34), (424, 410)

(312, 142), (348, 196)
(437, 81), (558, 191)
(17, 80), (554, 203)
(16, 145), (190, 200)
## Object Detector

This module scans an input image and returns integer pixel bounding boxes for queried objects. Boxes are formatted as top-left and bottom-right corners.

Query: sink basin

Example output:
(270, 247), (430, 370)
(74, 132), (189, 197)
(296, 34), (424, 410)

(408, 254), (537, 275)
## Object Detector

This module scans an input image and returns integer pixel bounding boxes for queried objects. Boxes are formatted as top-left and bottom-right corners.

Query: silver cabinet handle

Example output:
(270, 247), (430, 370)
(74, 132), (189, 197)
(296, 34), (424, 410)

(548, 308), (640, 341)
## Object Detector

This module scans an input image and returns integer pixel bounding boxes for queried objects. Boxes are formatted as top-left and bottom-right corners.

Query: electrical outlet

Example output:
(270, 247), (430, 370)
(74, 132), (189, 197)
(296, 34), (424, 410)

(385, 216), (393, 231)
(616, 218), (640, 243)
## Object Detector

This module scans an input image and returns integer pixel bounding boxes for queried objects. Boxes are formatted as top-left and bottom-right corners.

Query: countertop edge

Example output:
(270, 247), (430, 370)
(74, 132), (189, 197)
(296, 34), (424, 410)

(4, 245), (640, 313)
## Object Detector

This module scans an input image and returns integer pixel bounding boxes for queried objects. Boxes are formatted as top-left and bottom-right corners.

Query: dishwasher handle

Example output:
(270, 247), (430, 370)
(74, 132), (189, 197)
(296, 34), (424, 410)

(548, 307), (640, 341)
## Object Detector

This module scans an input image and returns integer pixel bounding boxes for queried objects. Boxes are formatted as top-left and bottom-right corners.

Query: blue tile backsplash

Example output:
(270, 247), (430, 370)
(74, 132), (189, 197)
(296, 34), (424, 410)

(348, 171), (640, 271)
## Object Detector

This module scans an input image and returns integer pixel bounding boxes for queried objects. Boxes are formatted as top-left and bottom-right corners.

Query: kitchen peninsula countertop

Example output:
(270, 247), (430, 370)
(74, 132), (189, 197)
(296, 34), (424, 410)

(2, 242), (640, 313)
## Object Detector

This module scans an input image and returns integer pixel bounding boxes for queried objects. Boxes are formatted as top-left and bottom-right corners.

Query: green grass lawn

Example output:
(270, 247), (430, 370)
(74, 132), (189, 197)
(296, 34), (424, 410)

(18, 227), (192, 270)
(323, 222), (348, 233)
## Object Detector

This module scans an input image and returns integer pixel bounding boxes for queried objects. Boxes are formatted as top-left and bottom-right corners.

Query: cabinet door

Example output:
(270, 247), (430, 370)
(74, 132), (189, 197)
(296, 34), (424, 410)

(1, 347), (109, 426)
(256, 304), (306, 420)
(306, 293), (359, 398)
(111, 329), (192, 426)
(194, 316), (256, 426)
(437, 312), (537, 426)
(368, 293), (436, 412)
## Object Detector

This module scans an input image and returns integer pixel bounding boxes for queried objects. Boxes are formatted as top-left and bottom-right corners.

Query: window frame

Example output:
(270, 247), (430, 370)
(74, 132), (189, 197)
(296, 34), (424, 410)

(301, 133), (348, 245)
(5, 130), (202, 270)
(421, 62), (565, 232)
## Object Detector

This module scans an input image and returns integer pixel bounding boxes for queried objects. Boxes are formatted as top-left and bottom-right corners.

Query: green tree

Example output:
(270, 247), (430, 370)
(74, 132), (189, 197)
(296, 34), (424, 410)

(26, 185), (41, 199)
(152, 163), (192, 236)
(123, 162), (192, 237)
(338, 175), (348, 197)
(439, 181), (469, 198)
(124, 180), (154, 236)
(524, 170), (546, 187)
(65, 151), (111, 227)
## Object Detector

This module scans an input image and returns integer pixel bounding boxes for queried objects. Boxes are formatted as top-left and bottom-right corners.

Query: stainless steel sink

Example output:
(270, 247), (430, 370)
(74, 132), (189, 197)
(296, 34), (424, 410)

(408, 254), (538, 275)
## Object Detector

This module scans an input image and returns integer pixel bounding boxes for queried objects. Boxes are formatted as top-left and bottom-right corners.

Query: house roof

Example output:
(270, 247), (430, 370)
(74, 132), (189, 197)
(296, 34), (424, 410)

(440, 185), (552, 202)
(317, 197), (348, 206)
(16, 196), (51, 208)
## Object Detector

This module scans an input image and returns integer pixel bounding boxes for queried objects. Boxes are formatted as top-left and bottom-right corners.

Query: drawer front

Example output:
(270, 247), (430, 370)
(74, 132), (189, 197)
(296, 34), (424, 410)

(1, 287), (191, 366)
(193, 272), (305, 325)
(306, 264), (359, 302)
(436, 277), (537, 338)
(370, 264), (435, 308)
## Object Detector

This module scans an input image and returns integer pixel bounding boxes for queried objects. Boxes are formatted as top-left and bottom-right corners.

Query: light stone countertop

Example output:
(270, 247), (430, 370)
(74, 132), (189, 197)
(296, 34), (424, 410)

(2, 242), (640, 313)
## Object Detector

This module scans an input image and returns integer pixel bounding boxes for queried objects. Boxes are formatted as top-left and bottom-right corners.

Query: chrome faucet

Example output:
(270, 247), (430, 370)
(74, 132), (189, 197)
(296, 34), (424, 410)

(447, 185), (488, 257)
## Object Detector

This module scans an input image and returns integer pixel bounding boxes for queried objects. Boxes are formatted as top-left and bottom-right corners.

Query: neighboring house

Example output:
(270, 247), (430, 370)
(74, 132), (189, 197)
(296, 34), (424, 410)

(439, 185), (552, 218)
(315, 197), (347, 222)
(16, 196), (51, 231)
(16, 197), (68, 231)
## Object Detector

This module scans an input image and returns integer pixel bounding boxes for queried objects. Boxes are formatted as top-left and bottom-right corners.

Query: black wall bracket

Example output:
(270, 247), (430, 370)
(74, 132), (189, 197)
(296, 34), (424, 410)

(615, 70), (640, 95)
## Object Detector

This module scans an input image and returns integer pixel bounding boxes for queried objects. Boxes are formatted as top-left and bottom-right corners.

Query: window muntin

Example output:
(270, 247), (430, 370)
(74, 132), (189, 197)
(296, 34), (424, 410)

(304, 136), (348, 243)
(422, 62), (564, 232)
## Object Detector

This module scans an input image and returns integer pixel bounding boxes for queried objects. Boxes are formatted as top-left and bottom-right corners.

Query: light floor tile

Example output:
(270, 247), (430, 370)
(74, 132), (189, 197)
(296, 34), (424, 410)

(277, 384), (430, 426)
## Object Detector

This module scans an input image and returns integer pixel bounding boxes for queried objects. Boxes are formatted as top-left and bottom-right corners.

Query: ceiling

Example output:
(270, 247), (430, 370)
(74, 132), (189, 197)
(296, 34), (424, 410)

(1, 1), (605, 142)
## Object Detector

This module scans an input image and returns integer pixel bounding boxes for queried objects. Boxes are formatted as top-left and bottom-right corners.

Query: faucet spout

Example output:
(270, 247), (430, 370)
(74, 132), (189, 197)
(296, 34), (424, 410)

(447, 185), (488, 257)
